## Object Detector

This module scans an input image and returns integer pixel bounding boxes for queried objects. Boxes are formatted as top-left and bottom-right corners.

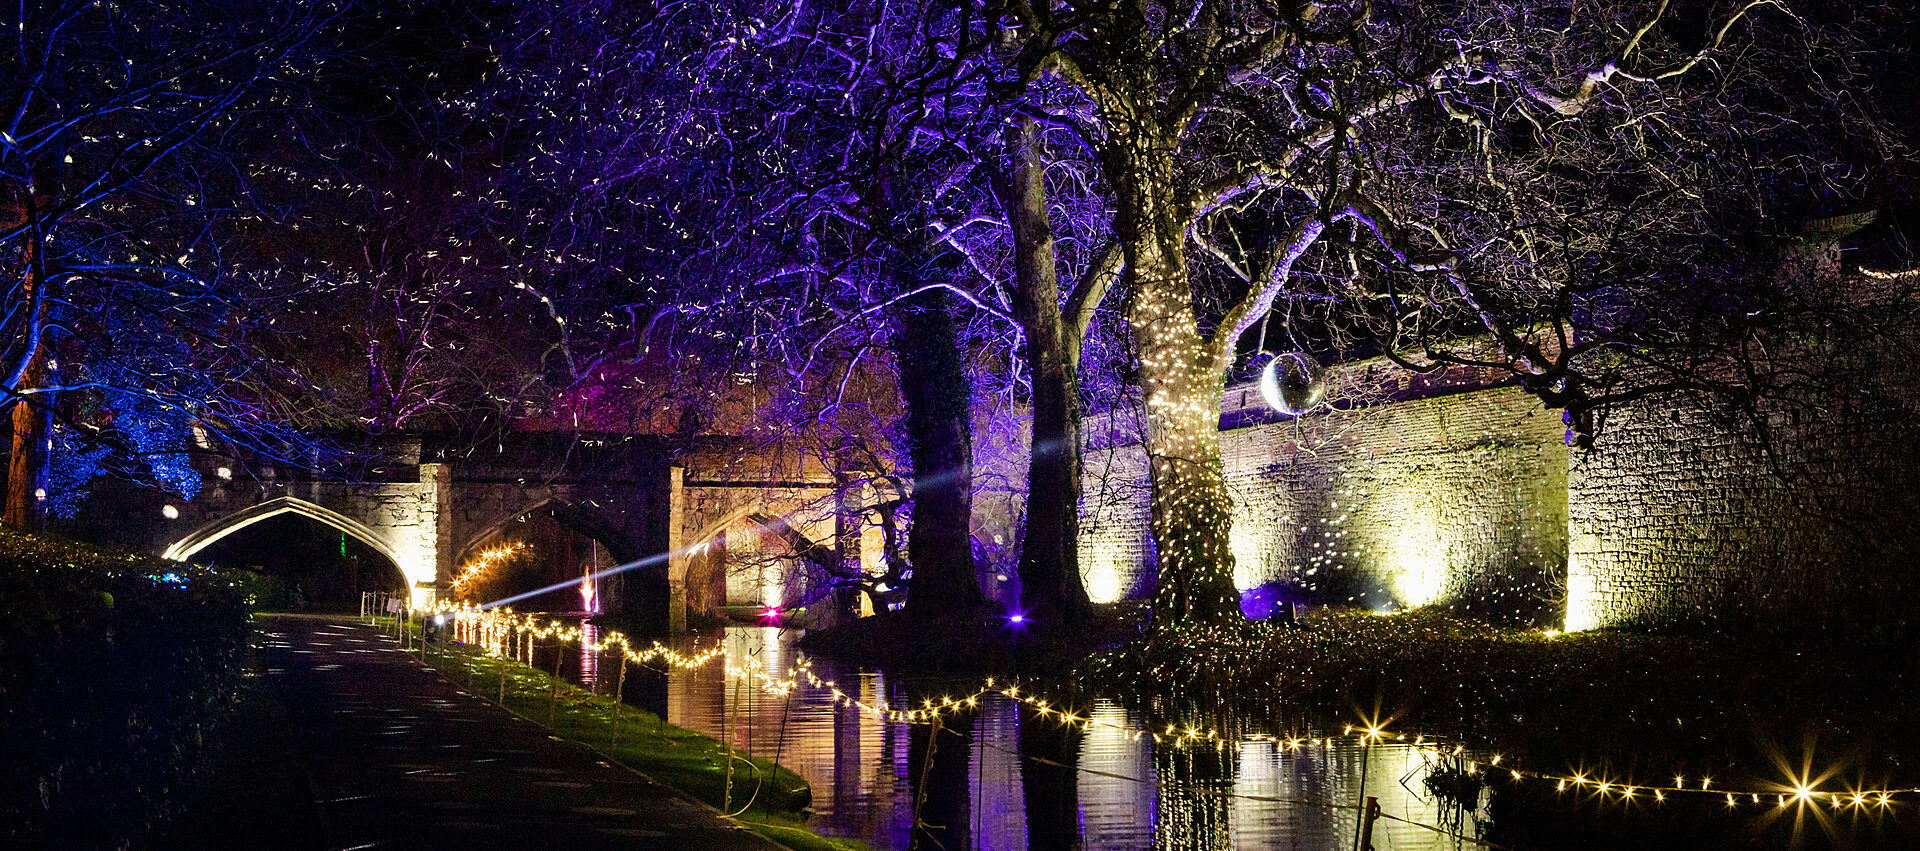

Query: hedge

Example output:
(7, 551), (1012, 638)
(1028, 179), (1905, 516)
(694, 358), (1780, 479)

(0, 529), (252, 849)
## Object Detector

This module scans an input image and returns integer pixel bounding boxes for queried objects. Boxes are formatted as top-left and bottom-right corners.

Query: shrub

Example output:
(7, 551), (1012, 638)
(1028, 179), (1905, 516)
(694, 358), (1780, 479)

(0, 529), (252, 849)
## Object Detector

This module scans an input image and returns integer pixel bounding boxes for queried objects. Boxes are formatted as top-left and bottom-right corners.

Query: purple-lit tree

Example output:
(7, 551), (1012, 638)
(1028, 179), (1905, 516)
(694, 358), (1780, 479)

(458, 0), (1913, 636)
(470, 0), (1016, 617)
(682, 0), (1136, 623)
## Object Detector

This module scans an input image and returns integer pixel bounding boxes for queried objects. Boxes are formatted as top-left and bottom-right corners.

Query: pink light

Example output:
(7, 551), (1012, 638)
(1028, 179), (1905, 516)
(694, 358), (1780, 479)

(579, 571), (598, 614)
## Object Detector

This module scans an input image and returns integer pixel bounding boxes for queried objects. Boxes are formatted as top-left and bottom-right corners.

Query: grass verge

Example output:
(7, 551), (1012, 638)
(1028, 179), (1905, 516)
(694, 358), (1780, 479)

(406, 625), (863, 851)
(156, 641), (322, 851)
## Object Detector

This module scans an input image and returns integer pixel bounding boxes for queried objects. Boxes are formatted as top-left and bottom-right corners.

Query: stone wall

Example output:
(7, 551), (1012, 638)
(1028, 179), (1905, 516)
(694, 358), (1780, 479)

(1078, 438), (1155, 604)
(1566, 390), (1920, 634)
(1079, 383), (1569, 622)
(1222, 386), (1567, 621)
(1073, 335), (1918, 633)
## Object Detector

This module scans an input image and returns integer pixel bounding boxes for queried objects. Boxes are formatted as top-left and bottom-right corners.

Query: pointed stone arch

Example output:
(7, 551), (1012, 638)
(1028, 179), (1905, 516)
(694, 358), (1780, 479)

(686, 503), (775, 552)
(161, 496), (429, 592)
(163, 496), (398, 565)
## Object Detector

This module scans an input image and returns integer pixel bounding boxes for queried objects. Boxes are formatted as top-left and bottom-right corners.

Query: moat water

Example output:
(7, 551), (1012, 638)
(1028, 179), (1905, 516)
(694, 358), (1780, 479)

(520, 622), (1488, 850)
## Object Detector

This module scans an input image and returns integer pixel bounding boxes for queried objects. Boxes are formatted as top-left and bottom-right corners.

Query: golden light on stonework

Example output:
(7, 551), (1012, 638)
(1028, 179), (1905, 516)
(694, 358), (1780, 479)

(1376, 482), (1450, 608)
(1563, 552), (1601, 632)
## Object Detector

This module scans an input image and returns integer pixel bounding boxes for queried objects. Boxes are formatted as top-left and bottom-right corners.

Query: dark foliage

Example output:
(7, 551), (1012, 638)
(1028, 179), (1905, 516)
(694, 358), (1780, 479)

(0, 530), (252, 850)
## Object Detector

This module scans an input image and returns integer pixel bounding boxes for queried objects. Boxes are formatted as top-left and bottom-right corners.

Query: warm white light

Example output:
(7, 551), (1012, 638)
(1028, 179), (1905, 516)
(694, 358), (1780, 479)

(1382, 510), (1447, 607)
(1083, 553), (1126, 604)
(1564, 556), (1600, 631)
(162, 504), (180, 519)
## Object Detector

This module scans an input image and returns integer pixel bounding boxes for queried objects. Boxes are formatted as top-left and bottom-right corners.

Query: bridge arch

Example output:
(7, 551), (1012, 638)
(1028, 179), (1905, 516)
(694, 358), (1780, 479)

(459, 497), (638, 565)
(686, 503), (777, 552)
(162, 496), (433, 599)
(451, 497), (645, 614)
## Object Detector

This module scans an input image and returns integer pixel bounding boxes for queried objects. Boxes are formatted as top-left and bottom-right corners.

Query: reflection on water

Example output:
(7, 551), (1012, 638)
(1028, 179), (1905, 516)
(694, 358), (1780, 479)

(579, 622), (600, 687)
(540, 624), (1487, 850)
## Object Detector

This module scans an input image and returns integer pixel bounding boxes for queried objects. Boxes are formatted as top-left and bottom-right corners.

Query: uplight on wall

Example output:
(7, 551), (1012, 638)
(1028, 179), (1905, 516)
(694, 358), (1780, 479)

(1382, 509), (1448, 607)
(1084, 553), (1126, 604)
(1563, 553), (1600, 631)
(1229, 515), (1270, 592)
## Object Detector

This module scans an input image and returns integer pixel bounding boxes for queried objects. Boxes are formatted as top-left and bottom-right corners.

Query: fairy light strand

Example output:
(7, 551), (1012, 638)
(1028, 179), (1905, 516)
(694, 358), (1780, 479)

(428, 605), (1917, 809)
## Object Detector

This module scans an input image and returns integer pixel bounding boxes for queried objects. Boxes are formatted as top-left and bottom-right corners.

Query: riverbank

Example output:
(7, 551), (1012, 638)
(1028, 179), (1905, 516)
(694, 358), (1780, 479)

(1092, 607), (1920, 769)
(414, 623), (861, 851)
(795, 603), (1145, 675)
(1083, 607), (1920, 847)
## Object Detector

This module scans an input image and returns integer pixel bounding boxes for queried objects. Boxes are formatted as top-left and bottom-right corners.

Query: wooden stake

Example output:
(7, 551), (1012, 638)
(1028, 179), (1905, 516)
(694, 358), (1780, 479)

(609, 656), (627, 756)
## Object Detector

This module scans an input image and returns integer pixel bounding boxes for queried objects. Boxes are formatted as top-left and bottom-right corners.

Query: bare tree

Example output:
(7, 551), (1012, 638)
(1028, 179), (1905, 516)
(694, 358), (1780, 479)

(0, 0), (352, 527)
(985, 0), (1885, 627)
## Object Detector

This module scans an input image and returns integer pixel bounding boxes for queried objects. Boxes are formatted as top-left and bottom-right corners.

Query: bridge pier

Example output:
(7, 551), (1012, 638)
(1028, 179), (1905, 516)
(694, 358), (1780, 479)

(666, 466), (688, 633)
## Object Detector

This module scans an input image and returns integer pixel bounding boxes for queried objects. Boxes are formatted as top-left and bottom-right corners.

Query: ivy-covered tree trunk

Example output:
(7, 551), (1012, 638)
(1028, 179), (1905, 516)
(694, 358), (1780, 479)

(1002, 120), (1092, 625)
(1103, 117), (1242, 628)
(896, 285), (986, 615)
(5, 247), (48, 532)
(5, 376), (50, 531)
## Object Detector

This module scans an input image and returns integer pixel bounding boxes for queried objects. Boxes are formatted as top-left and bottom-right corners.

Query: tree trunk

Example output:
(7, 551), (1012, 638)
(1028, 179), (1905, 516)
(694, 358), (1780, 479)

(896, 286), (985, 615)
(5, 373), (49, 531)
(1105, 125), (1243, 628)
(5, 233), (47, 532)
(1001, 119), (1092, 625)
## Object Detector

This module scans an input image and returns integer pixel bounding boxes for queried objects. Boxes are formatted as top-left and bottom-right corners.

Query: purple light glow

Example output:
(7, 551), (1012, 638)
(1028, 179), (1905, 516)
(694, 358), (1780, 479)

(1238, 582), (1293, 621)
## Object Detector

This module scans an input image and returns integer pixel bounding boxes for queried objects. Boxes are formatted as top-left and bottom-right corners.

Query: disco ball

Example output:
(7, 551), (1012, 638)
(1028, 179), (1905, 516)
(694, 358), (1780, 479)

(1258, 351), (1326, 415)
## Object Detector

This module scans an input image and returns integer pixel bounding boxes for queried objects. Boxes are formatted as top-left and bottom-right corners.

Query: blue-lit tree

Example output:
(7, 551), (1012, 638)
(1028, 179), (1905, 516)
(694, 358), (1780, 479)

(0, 0), (353, 527)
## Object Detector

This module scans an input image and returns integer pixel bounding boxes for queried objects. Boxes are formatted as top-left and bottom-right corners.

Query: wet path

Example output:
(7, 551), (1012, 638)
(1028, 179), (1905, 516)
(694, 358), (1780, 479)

(258, 615), (787, 851)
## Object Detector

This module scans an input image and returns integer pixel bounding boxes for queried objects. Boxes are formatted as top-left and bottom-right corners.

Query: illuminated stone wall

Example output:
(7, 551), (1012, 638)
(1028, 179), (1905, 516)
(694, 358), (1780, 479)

(1220, 386), (1568, 620)
(1078, 404), (1157, 604)
(1078, 383), (1569, 621)
(1079, 437), (1155, 604)
(1074, 346), (1918, 632)
(1565, 392), (1920, 633)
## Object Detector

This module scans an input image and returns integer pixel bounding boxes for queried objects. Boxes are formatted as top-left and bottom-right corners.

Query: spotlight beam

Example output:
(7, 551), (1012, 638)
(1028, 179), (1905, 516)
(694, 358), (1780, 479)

(473, 546), (686, 612)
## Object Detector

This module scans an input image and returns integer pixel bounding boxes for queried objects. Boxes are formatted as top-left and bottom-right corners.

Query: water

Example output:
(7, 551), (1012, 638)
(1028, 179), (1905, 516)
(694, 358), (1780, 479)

(531, 623), (1489, 850)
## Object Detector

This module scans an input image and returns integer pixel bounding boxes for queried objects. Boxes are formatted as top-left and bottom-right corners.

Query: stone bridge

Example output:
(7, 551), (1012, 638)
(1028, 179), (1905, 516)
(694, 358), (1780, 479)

(71, 434), (861, 632)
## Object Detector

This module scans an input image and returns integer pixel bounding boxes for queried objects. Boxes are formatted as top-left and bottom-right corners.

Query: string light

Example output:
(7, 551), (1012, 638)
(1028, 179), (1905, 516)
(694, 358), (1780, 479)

(450, 542), (527, 594)
(430, 606), (1918, 810)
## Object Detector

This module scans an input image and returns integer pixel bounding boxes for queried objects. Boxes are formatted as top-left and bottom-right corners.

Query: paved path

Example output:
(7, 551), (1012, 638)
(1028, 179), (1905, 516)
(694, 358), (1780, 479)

(258, 615), (788, 851)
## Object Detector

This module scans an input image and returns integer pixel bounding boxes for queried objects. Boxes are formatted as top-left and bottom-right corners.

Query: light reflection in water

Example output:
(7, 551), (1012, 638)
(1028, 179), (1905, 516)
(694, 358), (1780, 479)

(529, 624), (1489, 850)
(578, 622), (600, 689)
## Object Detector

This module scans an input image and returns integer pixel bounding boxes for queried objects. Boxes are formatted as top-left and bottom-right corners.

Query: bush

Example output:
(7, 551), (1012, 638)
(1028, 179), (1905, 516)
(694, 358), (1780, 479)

(0, 529), (252, 850)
